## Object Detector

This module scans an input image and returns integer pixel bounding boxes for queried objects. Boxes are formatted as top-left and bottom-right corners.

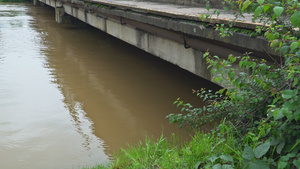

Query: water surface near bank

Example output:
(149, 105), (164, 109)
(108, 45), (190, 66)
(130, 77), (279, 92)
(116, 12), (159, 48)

(0, 3), (218, 168)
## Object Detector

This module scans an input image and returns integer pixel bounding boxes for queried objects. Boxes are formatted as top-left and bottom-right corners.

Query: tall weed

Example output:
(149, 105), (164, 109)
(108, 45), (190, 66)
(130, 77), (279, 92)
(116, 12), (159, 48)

(88, 122), (243, 169)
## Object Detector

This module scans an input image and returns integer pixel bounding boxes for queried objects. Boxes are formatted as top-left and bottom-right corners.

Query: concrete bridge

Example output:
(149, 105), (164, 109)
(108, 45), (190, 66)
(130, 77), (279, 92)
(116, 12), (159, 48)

(33, 0), (278, 86)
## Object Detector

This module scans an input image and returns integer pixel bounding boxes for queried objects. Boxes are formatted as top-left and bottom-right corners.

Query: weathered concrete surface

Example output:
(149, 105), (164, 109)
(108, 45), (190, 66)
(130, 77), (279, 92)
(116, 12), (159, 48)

(136, 0), (226, 8)
(37, 0), (277, 87)
(61, 2), (211, 80)
(87, 0), (258, 29)
(80, 0), (276, 58)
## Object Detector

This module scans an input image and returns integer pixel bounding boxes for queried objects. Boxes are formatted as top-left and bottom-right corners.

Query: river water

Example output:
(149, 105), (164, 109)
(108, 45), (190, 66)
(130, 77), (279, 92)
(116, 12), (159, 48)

(0, 3), (218, 169)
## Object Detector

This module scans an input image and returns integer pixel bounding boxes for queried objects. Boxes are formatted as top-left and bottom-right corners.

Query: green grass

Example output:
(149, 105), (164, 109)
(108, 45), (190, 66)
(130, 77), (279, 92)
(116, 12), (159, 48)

(86, 123), (243, 169)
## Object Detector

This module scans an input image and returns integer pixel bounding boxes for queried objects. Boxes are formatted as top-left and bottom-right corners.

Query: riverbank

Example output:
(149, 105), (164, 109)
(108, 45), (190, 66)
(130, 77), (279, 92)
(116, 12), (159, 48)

(85, 122), (242, 169)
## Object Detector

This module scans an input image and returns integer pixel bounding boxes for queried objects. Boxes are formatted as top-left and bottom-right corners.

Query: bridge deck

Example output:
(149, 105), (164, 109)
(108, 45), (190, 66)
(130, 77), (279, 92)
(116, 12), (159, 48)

(86, 0), (261, 29)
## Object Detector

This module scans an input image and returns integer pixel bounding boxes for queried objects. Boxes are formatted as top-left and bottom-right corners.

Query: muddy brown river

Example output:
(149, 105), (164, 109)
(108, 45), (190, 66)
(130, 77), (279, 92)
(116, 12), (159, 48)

(0, 3), (218, 169)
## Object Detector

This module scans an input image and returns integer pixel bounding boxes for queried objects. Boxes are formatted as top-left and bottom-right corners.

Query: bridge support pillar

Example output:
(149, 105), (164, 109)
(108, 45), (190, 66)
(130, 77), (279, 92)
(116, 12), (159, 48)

(33, 0), (39, 6)
(55, 7), (65, 24)
(55, 6), (85, 25)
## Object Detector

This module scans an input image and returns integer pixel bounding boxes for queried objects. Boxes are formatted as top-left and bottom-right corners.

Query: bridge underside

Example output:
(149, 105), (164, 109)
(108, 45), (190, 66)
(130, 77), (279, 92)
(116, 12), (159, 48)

(35, 0), (276, 87)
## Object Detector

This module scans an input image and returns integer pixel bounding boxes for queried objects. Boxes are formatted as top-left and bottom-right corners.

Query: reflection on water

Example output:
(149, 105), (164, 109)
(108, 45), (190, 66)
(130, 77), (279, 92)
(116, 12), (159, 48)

(0, 3), (109, 169)
(0, 3), (219, 169)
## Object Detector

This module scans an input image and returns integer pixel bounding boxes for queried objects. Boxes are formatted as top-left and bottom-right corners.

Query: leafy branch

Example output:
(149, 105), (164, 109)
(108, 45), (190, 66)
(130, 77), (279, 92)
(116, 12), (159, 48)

(168, 0), (300, 168)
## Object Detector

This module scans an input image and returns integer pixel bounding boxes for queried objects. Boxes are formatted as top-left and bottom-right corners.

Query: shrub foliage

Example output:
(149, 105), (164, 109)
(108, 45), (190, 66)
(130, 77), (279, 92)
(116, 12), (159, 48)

(167, 0), (300, 168)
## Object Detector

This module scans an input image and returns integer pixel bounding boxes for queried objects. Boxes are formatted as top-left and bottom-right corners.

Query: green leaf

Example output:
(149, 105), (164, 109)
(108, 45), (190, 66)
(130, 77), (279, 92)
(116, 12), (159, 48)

(293, 158), (300, 168)
(263, 5), (270, 12)
(212, 164), (235, 169)
(249, 160), (270, 169)
(209, 155), (219, 162)
(293, 77), (299, 87)
(254, 142), (270, 158)
(277, 142), (285, 154)
(271, 14), (276, 22)
(242, 158), (251, 166)
(282, 90), (295, 99)
(254, 6), (263, 18)
(286, 153), (296, 158)
(194, 161), (202, 169)
(206, 4), (210, 11)
(228, 71), (236, 80)
(280, 156), (289, 161)
(211, 68), (217, 74)
(270, 138), (281, 146)
(220, 155), (233, 162)
(282, 108), (293, 120)
(295, 109), (300, 121)
(231, 57), (237, 63)
(239, 60), (243, 68)
(280, 46), (289, 54)
(203, 52), (209, 58)
(223, 7), (229, 11)
(270, 39), (279, 48)
(278, 161), (288, 169)
(243, 146), (254, 160)
(290, 11), (300, 27)
(199, 14), (204, 21)
(213, 164), (222, 169)
(257, 0), (264, 5)
(242, 0), (252, 11)
(290, 42), (299, 52)
(222, 164), (234, 169)
(273, 109), (284, 120)
(273, 7), (284, 17)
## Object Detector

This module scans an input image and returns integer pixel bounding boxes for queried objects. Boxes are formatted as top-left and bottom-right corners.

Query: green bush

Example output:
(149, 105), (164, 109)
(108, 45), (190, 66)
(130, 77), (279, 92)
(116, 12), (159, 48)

(167, 0), (300, 168)
(86, 0), (299, 168)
